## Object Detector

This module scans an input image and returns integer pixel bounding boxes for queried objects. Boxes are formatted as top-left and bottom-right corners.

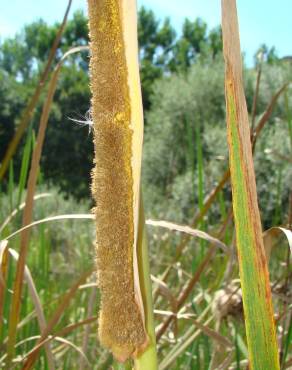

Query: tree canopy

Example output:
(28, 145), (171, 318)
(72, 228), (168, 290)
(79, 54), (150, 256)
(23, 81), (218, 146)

(0, 7), (280, 200)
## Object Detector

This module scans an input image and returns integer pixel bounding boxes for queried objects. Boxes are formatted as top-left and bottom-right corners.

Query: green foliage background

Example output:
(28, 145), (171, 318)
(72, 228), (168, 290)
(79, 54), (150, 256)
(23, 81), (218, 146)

(0, 7), (290, 227)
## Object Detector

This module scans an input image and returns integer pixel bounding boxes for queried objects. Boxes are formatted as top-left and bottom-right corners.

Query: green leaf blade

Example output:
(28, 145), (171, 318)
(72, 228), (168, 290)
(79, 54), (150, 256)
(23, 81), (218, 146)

(221, 1), (280, 369)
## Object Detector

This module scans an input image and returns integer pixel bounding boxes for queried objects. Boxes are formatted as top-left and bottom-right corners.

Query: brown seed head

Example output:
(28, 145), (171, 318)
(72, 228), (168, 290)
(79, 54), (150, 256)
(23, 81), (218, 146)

(87, 0), (147, 361)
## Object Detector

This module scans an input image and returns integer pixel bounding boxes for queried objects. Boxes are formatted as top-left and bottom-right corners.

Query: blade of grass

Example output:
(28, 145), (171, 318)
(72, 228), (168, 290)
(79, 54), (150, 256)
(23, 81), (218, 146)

(151, 275), (178, 336)
(195, 122), (204, 214)
(282, 314), (292, 369)
(17, 125), (33, 207)
(217, 352), (234, 370)
(6, 214), (94, 241)
(0, 240), (9, 341)
(284, 91), (292, 152)
(189, 317), (232, 349)
(0, 240), (9, 285)
(289, 192), (292, 229)
(79, 284), (97, 370)
(8, 160), (14, 213)
(185, 117), (195, 173)
(156, 310), (232, 348)
(251, 52), (263, 131)
(195, 121), (206, 263)
(273, 168), (283, 225)
(222, 1), (280, 368)
(146, 219), (229, 254)
(0, 0), (72, 180)
(263, 226), (292, 263)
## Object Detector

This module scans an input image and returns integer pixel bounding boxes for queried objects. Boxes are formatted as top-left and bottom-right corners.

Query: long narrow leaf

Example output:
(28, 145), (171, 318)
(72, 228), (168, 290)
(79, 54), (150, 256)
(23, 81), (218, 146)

(146, 219), (229, 253)
(6, 214), (94, 241)
(0, 240), (9, 340)
(221, 1), (280, 369)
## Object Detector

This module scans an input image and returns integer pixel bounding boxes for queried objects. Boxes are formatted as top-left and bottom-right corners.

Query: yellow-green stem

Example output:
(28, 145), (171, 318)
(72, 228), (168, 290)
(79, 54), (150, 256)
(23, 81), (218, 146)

(134, 198), (158, 370)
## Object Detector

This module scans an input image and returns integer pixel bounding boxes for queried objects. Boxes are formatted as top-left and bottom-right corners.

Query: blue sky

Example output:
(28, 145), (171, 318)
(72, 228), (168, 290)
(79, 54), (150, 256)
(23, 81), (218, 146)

(0, 0), (291, 66)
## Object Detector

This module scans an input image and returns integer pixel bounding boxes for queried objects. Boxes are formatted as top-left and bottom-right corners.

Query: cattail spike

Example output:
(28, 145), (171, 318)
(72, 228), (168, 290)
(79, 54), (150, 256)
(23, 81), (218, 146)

(87, 0), (147, 362)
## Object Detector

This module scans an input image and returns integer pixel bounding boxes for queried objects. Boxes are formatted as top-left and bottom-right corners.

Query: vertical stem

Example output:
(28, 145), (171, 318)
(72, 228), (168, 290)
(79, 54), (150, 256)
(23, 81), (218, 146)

(251, 55), (262, 132)
(284, 91), (292, 153)
(196, 123), (204, 213)
(134, 198), (158, 370)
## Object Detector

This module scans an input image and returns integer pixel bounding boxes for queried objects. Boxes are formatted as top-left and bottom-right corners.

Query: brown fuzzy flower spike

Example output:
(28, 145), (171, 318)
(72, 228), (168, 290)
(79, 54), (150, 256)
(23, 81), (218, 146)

(87, 0), (148, 362)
